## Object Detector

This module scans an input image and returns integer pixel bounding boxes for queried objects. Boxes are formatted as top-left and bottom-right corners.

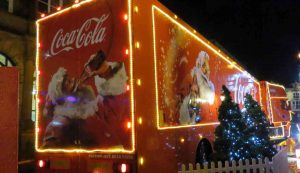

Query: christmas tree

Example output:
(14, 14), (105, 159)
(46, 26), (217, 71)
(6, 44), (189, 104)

(242, 93), (277, 159)
(213, 86), (248, 161)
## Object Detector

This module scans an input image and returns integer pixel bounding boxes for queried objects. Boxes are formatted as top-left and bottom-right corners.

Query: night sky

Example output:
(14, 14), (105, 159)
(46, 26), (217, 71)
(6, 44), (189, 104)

(158, 0), (300, 87)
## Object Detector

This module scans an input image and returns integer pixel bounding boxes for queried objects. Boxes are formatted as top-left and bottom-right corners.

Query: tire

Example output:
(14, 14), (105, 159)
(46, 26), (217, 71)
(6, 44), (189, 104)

(195, 138), (213, 164)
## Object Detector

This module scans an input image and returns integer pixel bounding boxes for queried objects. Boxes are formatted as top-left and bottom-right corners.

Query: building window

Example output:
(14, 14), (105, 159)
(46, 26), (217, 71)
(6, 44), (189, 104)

(293, 92), (300, 99)
(293, 101), (300, 109)
(0, 53), (14, 67)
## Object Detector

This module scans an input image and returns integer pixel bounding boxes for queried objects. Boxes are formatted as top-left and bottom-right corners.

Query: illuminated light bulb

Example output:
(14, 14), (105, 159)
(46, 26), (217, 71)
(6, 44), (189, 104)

(199, 134), (203, 139)
(37, 98), (40, 103)
(93, 169), (101, 173)
(174, 15), (178, 19)
(125, 49), (129, 55)
(134, 6), (139, 13)
(37, 70), (41, 75)
(220, 95), (225, 101)
(138, 117), (142, 124)
(127, 121), (131, 129)
(136, 79), (141, 86)
(124, 14), (128, 21)
(38, 43), (41, 48)
(121, 164), (127, 173)
(37, 127), (40, 133)
(126, 85), (130, 91)
(75, 0), (79, 3)
(135, 42), (140, 49)
(40, 13), (45, 18)
(193, 30), (196, 33)
(180, 137), (185, 143)
(38, 160), (45, 168)
(139, 157), (144, 165)
(57, 7), (61, 11)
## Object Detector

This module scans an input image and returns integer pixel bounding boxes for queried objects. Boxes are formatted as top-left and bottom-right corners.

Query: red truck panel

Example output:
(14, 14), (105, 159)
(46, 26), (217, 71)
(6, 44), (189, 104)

(0, 67), (19, 173)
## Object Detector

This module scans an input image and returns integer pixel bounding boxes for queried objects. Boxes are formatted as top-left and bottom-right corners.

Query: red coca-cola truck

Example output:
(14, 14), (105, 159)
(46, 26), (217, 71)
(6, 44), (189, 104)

(35, 0), (290, 172)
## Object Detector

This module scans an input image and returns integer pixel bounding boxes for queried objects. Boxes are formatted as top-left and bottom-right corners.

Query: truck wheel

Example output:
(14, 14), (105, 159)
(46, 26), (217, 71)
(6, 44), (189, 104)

(195, 138), (212, 164)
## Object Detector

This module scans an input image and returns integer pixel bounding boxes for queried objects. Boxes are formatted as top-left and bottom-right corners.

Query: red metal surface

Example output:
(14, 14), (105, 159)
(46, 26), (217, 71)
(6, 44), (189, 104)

(0, 67), (19, 173)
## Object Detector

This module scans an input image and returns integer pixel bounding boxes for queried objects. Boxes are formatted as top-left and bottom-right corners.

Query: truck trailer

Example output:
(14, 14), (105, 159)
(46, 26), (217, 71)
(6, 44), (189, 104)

(35, 0), (290, 172)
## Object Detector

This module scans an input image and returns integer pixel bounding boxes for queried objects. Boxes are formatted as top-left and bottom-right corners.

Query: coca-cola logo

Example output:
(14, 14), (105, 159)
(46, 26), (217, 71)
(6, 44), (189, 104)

(227, 73), (257, 105)
(45, 14), (110, 58)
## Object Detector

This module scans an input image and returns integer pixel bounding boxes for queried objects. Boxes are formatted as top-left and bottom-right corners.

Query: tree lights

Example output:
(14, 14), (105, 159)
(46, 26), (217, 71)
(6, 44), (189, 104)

(213, 86), (248, 161)
(213, 87), (276, 161)
(242, 94), (276, 159)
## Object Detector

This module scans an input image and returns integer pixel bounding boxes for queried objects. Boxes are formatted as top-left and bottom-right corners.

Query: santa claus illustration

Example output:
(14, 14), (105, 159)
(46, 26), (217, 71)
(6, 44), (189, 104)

(179, 51), (215, 125)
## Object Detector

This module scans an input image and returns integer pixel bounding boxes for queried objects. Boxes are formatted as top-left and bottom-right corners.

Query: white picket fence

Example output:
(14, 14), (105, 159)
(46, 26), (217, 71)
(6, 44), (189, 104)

(178, 148), (288, 173)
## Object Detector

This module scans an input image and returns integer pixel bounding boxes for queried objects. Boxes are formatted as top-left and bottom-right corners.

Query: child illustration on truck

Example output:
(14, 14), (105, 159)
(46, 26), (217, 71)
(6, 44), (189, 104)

(42, 50), (129, 149)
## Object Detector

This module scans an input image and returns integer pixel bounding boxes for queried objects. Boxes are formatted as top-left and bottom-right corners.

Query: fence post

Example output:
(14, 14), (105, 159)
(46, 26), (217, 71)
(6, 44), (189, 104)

(188, 163), (193, 173)
(203, 162), (208, 173)
(232, 160), (237, 173)
(245, 159), (250, 173)
(251, 158), (257, 173)
(211, 161), (216, 172)
(258, 158), (264, 173)
(238, 159), (243, 172)
(179, 164), (186, 173)
(264, 157), (270, 173)
(224, 161), (230, 173)
(195, 163), (200, 173)
(217, 161), (222, 172)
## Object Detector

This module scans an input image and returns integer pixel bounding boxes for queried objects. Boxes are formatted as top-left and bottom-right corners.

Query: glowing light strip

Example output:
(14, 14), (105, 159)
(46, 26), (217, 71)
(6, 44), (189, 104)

(152, 6), (160, 130)
(267, 82), (291, 124)
(128, 0), (135, 153)
(35, 0), (135, 153)
(37, 0), (94, 22)
(269, 126), (285, 139)
(258, 84), (262, 107)
(158, 122), (220, 130)
(270, 97), (288, 99)
(267, 82), (286, 90)
(36, 148), (133, 153)
(266, 82), (274, 122)
(152, 6), (259, 85)
(35, 22), (40, 151)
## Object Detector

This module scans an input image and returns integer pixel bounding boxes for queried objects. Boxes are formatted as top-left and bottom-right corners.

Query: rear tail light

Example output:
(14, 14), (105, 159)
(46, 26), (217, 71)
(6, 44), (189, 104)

(121, 164), (127, 173)
(37, 159), (49, 168)
(38, 160), (45, 168)
(114, 163), (131, 173)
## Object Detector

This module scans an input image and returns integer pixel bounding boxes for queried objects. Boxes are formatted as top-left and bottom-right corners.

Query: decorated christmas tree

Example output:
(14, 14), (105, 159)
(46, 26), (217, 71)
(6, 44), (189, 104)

(213, 86), (248, 161)
(242, 93), (277, 159)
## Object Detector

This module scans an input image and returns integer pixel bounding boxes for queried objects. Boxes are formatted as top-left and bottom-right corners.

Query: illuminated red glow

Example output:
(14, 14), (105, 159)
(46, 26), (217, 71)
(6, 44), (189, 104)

(127, 122), (131, 129)
(121, 163), (127, 173)
(123, 14), (128, 21)
(40, 13), (45, 18)
(126, 85), (130, 91)
(57, 7), (61, 11)
(125, 49), (129, 55)
(38, 160), (45, 168)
